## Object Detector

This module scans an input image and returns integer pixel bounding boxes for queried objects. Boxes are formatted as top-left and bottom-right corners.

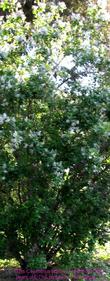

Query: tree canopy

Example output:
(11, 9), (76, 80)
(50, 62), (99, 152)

(0, 0), (110, 269)
(0, 0), (92, 22)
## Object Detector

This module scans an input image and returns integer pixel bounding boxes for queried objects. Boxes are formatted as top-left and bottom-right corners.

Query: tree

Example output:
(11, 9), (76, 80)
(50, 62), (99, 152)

(0, 1), (110, 269)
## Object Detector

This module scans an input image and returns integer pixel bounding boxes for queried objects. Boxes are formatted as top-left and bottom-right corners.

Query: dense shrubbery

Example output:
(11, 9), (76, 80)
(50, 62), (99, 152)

(0, 0), (110, 269)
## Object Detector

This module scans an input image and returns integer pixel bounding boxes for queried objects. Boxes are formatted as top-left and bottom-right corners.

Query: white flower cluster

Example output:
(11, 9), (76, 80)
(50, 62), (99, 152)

(64, 167), (70, 175)
(78, 74), (97, 90)
(70, 13), (81, 21)
(58, 2), (66, 10)
(50, 149), (57, 158)
(56, 19), (66, 28)
(15, 35), (26, 43)
(38, 27), (48, 35)
(53, 160), (64, 178)
(2, 163), (8, 174)
(60, 55), (75, 70)
(68, 120), (79, 133)
(11, 130), (23, 148)
(0, 113), (10, 125)
(31, 66), (38, 75)
(0, 41), (19, 58)
(15, 70), (30, 82)
(29, 130), (41, 138)
(45, 149), (57, 168)
(0, 113), (16, 125)
(0, 44), (10, 58)
(27, 47), (37, 59)
(11, 9), (26, 21)
(38, 2), (46, 9)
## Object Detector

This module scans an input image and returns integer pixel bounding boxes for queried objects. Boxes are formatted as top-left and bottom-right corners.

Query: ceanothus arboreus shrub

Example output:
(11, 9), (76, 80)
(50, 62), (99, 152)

(0, 1), (110, 268)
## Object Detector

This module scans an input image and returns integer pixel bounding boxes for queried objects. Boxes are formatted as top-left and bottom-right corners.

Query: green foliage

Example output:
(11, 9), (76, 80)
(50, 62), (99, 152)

(57, 250), (93, 270)
(0, 0), (110, 268)
(28, 254), (47, 269)
(0, 0), (14, 13)
(94, 242), (110, 261)
(0, 258), (19, 268)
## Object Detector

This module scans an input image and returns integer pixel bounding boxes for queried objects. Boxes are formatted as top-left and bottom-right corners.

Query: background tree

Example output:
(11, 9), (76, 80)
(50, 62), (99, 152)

(0, 1), (110, 269)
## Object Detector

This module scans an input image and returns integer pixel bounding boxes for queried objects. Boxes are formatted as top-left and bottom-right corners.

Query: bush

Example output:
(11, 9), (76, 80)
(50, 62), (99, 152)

(0, 0), (110, 268)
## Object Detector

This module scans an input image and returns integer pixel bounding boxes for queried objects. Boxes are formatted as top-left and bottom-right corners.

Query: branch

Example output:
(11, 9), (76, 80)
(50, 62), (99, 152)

(56, 77), (70, 90)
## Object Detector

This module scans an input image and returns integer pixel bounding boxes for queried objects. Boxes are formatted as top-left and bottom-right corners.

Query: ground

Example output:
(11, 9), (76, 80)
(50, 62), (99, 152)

(0, 243), (110, 281)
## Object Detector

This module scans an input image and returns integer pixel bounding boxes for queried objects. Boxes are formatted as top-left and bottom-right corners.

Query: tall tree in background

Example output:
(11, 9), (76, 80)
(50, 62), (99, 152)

(0, 0), (110, 269)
